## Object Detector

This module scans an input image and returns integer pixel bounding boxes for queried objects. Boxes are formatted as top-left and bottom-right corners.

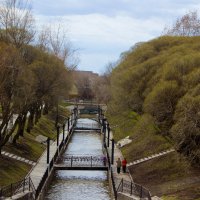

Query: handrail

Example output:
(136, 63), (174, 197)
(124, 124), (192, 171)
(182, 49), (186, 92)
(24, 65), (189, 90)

(110, 166), (117, 199)
(99, 115), (151, 200)
(116, 178), (123, 192)
(0, 177), (35, 198)
(0, 111), (78, 199)
(115, 178), (151, 200)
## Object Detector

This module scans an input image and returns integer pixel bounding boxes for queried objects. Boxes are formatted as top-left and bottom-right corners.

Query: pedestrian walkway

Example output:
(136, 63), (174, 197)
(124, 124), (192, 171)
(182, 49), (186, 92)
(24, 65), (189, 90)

(107, 132), (140, 200)
(127, 149), (175, 167)
(29, 129), (68, 189)
(107, 131), (162, 200)
(112, 144), (132, 182)
(1, 150), (36, 166)
(28, 121), (74, 198)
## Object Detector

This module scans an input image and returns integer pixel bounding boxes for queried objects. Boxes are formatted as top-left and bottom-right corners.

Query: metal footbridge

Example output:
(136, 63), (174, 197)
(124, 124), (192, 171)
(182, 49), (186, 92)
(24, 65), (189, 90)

(54, 155), (108, 171)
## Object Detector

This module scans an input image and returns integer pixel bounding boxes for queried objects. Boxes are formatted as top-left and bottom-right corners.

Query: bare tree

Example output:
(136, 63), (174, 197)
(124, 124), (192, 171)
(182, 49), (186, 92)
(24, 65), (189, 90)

(37, 26), (50, 51)
(0, 0), (35, 47)
(37, 23), (79, 70)
(163, 10), (200, 36)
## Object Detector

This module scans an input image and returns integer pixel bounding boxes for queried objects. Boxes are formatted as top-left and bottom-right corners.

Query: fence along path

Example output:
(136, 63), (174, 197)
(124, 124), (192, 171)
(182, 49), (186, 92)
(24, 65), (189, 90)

(108, 135), (142, 199)
(28, 119), (75, 199)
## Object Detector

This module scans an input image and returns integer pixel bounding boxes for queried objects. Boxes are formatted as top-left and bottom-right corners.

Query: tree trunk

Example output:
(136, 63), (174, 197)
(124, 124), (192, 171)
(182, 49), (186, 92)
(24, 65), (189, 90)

(12, 115), (22, 144)
(38, 107), (42, 119)
(43, 103), (49, 115)
(19, 114), (27, 137)
(27, 109), (34, 133)
(35, 105), (42, 125)
(0, 115), (19, 146)
(12, 114), (26, 144)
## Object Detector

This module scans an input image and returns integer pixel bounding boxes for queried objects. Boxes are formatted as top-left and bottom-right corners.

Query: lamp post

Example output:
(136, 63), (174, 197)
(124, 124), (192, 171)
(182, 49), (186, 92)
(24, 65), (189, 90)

(102, 118), (107, 146)
(55, 101), (59, 128)
(98, 105), (100, 122)
(71, 111), (73, 125)
(68, 117), (70, 131)
(111, 139), (115, 164)
(57, 126), (60, 146)
(47, 137), (50, 164)
(107, 123), (110, 147)
(63, 124), (65, 141)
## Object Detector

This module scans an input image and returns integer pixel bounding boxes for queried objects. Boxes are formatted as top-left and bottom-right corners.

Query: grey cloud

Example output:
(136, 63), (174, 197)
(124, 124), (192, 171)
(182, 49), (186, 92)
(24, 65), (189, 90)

(33, 0), (200, 19)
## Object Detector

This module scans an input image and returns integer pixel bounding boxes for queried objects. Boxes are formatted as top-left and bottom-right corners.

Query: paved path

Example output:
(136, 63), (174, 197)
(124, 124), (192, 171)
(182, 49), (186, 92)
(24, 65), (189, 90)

(107, 131), (162, 200)
(127, 149), (175, 167)
(29, 122), (73, 194)
(107, 132), (140, 200)
(1, 150), (36, 166)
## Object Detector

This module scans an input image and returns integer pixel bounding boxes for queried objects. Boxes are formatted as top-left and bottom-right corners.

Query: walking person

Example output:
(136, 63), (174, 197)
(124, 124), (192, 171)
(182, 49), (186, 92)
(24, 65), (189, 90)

(116, 158), (121, 174)
(122, 158), (127, 173)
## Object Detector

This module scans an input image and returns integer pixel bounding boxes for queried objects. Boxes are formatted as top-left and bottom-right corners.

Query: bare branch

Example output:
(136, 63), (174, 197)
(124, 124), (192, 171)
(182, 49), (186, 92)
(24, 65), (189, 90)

(0, 0), (35, 47)
(162, 10), (200, 36)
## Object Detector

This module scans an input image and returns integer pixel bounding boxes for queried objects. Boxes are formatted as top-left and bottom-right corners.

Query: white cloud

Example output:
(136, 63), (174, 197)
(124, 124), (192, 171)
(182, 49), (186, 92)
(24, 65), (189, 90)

(36, 13), (164, 49)
(33, 0), (200, 73)
(35, 13), (165, 72)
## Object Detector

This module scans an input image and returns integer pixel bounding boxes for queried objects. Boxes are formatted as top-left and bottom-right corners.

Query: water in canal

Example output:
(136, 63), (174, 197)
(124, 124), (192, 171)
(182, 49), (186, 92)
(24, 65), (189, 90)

(45, 118), (112, 200)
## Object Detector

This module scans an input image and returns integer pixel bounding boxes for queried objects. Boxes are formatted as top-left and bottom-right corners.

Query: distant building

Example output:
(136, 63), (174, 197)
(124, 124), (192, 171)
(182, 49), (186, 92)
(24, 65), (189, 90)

(69, 70), (100, 100)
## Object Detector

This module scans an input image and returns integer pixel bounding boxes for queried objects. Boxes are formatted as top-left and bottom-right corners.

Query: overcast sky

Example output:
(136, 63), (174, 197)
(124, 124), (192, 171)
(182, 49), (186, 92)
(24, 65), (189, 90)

(32, 0), (200, 74)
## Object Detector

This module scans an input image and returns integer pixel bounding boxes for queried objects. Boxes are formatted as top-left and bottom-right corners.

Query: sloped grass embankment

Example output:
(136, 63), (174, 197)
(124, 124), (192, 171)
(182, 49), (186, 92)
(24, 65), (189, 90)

(0, 106), (69, 187)
(110, 114), (200, 199)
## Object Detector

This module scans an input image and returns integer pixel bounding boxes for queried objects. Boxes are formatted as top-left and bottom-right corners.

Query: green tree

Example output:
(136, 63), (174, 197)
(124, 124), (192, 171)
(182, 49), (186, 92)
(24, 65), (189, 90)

(144, 81), (180, 134)
(171, 95), (200, 164)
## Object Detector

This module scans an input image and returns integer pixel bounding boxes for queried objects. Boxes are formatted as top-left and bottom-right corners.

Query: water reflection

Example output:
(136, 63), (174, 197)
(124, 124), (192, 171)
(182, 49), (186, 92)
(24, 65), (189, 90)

(64, 131), (103, 156)
(45, 171), (110, 200)
(45, 118), (111, 200)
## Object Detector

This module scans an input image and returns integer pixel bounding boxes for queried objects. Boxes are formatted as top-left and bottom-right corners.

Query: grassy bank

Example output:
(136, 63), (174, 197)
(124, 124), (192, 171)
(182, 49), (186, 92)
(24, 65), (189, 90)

(108, 114), (200, 199)
(129, 152), (200, 199)
(0, 157), (31, 187)
(0, 106), (69, 187)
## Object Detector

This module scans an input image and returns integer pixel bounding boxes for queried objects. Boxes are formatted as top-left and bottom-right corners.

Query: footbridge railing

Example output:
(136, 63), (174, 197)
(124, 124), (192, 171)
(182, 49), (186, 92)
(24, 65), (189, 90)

(55, 155), (108, 170)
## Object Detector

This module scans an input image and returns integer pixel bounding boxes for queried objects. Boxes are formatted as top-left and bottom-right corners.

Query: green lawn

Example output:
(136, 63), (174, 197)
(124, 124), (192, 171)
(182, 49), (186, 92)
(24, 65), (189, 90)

(1, 106), (70, 186)
(129, 152), (200, 199)
(109, 113), (200, 199)
(0, 156), (31, 187)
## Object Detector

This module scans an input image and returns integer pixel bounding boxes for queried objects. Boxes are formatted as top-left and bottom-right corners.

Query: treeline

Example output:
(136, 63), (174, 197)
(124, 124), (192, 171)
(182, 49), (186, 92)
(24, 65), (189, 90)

(0, 0), (73, 153)
(108, 36), (200, 165)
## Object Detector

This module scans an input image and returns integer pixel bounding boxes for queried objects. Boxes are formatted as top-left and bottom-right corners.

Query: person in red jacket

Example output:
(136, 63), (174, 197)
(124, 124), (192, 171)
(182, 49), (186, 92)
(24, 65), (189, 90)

(122, 158), (127, 173)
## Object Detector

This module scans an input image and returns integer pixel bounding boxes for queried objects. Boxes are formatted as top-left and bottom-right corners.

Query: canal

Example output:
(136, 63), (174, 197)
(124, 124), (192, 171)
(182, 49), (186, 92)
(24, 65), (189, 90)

(45, 118), (112, 200)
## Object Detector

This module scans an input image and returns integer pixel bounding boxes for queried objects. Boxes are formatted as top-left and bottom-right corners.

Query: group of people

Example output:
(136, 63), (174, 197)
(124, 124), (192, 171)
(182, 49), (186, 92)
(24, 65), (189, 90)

(116, 158), (127, 174)
(101, 155), (127, 174)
